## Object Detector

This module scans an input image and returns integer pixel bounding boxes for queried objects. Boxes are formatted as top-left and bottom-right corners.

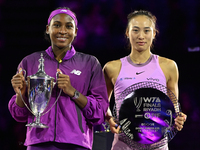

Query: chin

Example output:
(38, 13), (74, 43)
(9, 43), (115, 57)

(57, 44), (70, 49)
(136, 49), (146, 52)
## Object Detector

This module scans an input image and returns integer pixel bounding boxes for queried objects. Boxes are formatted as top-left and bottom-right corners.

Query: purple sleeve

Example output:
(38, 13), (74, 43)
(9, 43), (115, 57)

(8, 59), (29, 122)
(8, 95), (29, 122)
(82, 58), (109, 125)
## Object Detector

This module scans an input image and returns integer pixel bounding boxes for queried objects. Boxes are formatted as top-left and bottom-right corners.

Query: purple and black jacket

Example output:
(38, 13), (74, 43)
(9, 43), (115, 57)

(8, 46), (109, 150)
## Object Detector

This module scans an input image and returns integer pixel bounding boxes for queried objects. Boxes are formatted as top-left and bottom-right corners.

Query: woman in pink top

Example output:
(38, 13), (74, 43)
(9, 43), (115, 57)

(103, 10), (187, 150)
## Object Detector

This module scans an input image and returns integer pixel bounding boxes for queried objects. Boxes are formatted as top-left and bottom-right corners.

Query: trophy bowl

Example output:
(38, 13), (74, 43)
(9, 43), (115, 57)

(113, 81), (181, 149)
(26, 76), (55, 128)
(19, 53), (61, 128)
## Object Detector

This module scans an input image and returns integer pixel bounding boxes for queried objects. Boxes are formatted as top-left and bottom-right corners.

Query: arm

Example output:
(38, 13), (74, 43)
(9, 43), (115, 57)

(166, 60), (179, 100)
(57, 73), (88, 109)
(8, 65), (29, 122)
(82, 59), (109, 125)
(160, 58), (187, 131)
(103, 60), (121, 133)
(57, 58), (109, 125)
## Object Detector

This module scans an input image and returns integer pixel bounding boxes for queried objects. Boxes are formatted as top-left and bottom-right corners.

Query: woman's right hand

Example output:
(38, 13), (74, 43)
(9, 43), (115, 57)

(11, 68), (26, 96)
(108, 117), (121, 134)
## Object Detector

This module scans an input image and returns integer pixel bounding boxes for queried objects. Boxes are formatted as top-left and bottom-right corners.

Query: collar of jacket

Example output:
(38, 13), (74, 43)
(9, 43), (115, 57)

(45, 46), (76, 61)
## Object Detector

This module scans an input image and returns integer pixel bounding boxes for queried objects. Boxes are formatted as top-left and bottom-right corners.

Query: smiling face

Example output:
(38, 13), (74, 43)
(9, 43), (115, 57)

(46, 13), (77, 50)
(126, 15), (156, 52)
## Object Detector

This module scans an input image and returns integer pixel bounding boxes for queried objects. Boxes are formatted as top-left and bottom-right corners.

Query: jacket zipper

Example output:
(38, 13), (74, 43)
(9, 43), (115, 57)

(53, 58), (84, 139)
(53, 61), (60, 141)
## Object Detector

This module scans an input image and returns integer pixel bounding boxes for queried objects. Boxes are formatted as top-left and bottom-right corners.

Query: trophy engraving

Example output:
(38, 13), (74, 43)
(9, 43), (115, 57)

(19, 53), (62, 128)
(113, 82), (181, 149)
(134, 97), (142, 112)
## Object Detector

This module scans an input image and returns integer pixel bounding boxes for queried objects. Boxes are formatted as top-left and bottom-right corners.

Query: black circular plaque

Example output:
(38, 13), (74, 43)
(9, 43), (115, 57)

(114, 82), (181, 149)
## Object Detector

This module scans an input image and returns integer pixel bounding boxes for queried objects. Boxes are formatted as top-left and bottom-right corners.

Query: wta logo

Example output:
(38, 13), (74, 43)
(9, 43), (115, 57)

(134, 97), (142, 112)
(133, 97), (161, 112)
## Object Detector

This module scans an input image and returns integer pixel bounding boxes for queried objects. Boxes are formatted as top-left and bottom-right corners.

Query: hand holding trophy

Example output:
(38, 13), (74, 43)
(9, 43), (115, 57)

(18, 53), (62, 128)
(113, 82), (181, 149)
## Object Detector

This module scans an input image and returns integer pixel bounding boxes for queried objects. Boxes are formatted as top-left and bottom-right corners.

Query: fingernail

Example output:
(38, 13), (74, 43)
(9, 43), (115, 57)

(119, 125), (121, 128)
(57, 69), (62, 74)
(19, 68), (22, 74)
(115, 124), (118, 127)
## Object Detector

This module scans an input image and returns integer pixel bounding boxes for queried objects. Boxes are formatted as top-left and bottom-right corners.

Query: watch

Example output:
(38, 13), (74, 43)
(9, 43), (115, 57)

(72, 90), (80, 100)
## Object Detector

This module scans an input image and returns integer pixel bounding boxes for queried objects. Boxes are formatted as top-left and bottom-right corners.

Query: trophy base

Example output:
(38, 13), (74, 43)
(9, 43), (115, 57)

(26, 122), (48, 128)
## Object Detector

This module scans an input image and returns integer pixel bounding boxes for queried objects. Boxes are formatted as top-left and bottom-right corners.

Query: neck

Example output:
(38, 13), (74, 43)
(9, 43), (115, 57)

(129, 50), (151, 64)
(52, 45), (71, 62)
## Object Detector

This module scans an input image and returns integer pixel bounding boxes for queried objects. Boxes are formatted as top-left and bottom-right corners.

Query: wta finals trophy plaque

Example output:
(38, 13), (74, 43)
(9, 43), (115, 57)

(114, 82), (181, 149)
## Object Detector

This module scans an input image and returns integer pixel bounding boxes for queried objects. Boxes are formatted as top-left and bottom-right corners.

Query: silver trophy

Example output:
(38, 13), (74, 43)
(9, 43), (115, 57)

(113, 82), (181, 149)
(19, 53), (62, 128)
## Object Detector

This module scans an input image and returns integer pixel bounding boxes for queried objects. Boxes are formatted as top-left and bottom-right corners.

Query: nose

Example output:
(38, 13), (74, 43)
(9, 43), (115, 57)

(59, 26), (67, 34)
(138, 31), (144, 39)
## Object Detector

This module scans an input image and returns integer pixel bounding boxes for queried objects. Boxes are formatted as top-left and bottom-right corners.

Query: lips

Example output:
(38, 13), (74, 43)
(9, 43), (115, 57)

(57, 37), (67, 42)
(137, 42), (146, 46)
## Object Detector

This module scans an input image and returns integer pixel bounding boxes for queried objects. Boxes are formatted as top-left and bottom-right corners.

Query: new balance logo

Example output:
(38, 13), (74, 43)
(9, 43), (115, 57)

(71, 69), (81, 75)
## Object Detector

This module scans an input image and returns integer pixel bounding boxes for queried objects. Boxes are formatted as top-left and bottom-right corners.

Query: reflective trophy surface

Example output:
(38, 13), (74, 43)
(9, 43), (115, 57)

(20, 53), (61, 128)
(113, 82), (181, 149)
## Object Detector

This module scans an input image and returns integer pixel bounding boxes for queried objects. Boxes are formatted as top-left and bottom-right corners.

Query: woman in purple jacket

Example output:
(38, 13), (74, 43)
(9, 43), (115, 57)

(9, 7), (109, 150)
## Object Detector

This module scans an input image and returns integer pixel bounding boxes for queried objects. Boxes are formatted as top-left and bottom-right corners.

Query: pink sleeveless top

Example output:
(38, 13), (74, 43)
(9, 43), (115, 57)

(112, 54), (168, 150)
(114, 54), (166, 99)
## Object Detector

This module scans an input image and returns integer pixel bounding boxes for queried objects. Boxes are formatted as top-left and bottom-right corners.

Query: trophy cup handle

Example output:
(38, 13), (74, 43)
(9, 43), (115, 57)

(42, 69), (62, 115)
(18, 69), (35, 115)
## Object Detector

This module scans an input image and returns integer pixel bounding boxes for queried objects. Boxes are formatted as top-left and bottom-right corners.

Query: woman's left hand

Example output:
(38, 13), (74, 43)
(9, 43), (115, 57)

(174, 112), (187, 131)
(57, 73), (75, 97)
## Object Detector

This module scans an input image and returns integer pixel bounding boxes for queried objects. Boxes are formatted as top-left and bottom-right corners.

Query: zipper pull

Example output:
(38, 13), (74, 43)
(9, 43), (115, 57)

(58, 59), (62, 63)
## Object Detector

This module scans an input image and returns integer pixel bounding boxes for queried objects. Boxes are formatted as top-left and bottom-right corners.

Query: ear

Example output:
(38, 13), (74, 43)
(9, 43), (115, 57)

(153, 30), (156, 39)
(46, 25), (50, 34)
(125, 28), (129, 39)
(75, 27), (78, 37)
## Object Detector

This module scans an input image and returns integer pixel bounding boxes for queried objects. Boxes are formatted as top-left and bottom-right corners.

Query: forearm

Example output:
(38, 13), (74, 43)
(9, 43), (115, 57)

(66, 87), (88, 109)
(15, 93), (25, 107)
(105, 107), (113, 121)
(8, 95), (29, 122)
(73, 93), (88, 109)
(82, 93), (109, 125)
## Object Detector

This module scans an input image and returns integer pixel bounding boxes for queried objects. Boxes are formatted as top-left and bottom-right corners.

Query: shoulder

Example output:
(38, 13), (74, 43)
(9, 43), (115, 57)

(158, 56), (178, 71)
(158, 56), (179, 82)
(75, 52), (99, 63)
(103, 59), (121, 72)
(103, 59), (122, 79)
(74, 52), (102, 71)
(18, 51), (45, 70)
(21, 51), (45, 62)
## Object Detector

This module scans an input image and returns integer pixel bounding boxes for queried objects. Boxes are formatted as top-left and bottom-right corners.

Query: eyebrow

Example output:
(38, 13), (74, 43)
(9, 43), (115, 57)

(53, 21), (73, 24)
(132, 26), (151, 29)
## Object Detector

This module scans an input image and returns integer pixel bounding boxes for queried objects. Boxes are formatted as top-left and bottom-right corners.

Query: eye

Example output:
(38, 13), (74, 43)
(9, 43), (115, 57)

(67, 25), (72, 28)
(66, 24), (73, 29)
(145, 30), (150, 33)
(133, 29), (138, 32)
(53, 24), (60, 28)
